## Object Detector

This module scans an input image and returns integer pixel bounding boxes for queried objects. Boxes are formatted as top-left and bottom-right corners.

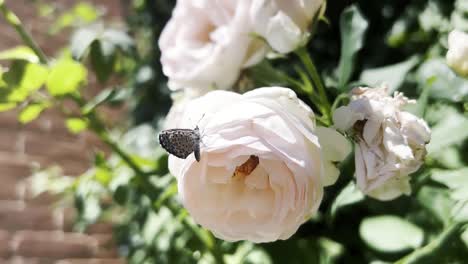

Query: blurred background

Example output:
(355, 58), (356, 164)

(0, 1), (127, 263)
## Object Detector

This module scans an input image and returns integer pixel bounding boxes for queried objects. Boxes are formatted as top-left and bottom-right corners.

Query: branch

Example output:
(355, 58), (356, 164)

(396, 222), (467, 264)
(0, 0), (48, 64)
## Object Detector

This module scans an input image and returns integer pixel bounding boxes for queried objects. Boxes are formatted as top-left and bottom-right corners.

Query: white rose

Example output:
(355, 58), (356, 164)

(251, 0), (324, 53)
(159, 0), (324, 91)
(159, 0), (267, 91)
(333, 86), (431, 201)
(168, 87), (349, 242)
(446, 30), (468, 77)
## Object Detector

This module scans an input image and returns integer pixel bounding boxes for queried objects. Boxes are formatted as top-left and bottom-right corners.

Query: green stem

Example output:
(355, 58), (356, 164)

(396, 222), (467, 264)
(70, 94), (145, 176)
(169, 203), (224, 263)
(331, 93), (349, 114)
(295, 47), (332, 124)
(0, 0), (48, 64)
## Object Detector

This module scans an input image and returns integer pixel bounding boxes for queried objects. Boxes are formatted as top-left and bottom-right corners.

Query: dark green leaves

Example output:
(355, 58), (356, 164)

(336, 5), (368, 91)
(330, 182), (364, 219)
(0, 61), (48, 108)
(71, 26), (134, 83)
(360, 56), (420, 92)
(416, 59), (468, 102)
(426, 109), (468, 154)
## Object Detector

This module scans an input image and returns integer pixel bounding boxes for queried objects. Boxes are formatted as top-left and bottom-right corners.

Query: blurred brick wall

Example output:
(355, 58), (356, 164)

(0, 1), (129, 263)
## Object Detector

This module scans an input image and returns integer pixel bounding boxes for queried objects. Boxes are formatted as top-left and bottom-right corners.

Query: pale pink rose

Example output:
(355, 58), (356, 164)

(251, 0), (324, 53)
(333, 86), (431, 201)
(446, 30), (468, 77)
(159, 0), (324, 91)
(168, 87), (349, 242)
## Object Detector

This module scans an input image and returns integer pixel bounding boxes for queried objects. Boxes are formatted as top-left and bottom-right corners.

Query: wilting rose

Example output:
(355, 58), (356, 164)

(168, 87), (349, 242)
(159, 0), (324, 91)
(333, 86), (431, 201)
(446, 30), (468, 77)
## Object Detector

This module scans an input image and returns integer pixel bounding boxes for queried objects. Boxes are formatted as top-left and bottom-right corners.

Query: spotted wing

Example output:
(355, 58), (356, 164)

(159, 128), (200, 160)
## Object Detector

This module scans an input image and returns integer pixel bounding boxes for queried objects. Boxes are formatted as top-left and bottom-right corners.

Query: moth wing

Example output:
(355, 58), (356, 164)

(159, 129), (198, 159)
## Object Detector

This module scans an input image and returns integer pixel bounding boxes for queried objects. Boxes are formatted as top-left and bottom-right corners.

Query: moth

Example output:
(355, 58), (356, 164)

(159, 126), (201, 162)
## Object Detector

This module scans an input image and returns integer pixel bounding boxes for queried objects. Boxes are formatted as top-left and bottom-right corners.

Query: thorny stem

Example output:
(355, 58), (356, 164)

(0, 0), (48, 64)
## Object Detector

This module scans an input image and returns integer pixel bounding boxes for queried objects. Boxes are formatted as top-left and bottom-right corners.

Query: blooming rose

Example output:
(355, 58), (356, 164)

(446, 30), (468, 77)
(168, 87), (349, 242)
(159, 0), (324, 91)
(333, 86), (431, 201)
(251, 0), (324, 53)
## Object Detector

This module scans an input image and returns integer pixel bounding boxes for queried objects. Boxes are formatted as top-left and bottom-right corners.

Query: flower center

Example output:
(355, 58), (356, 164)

(233, 155), (259, 178)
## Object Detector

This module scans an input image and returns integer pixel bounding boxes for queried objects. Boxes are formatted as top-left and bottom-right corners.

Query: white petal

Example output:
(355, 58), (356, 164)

(265, 11), (302, 53)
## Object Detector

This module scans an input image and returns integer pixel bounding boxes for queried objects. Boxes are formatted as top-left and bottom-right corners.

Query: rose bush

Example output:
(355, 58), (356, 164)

(168, 87), (349, 242)
(333, 86), (431, 201)
(159, 0), (324, 92)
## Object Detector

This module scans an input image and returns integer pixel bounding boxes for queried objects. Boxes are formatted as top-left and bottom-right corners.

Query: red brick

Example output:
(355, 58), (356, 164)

(0, 201), (62, 231)
(0, 155), (32, 178)
(23, 131), (88, 160)
(55, 259), (126, 264)
(4, 256), (55, 264)
(11, 231), (99, 259)
(93, 235), (118, 258)
(85, 223), (113, 235)
(0, 230), (11, 258)
(0, 129), (19, 153)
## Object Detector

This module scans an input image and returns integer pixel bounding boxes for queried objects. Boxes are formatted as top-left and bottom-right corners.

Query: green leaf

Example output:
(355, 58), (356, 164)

(462, 228), (468, 249)
(360, 56), (420, 92)
(431, 168), (468, 190)
(101, 29), (134, 53)
(0, 46), (39, 63)
(50, 13), (75, 34)
(65, 118), (88, 134)
(70, 27), (98, 60)
(426, 110), (468, 154)
(46, 58), (87, 96)
(2, 61), (48, 102)
(73, 2), (99, 23)
(330, 181), (364, 219)
(418, 2), (449, 32)
(0, 103), (16, 112)
(417, 186), (455, 226)
(360, 215), (424, 253)
(18, 103), (48, 124)
(429, 146), (465, 169)
(336, 5), (368, 91)
(416, 59), (468, 102)
(90, 40), (116, 83)
(70, 26), (133, 83)
(81, 89), (118, 115)
(49, 2), (99, 34)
